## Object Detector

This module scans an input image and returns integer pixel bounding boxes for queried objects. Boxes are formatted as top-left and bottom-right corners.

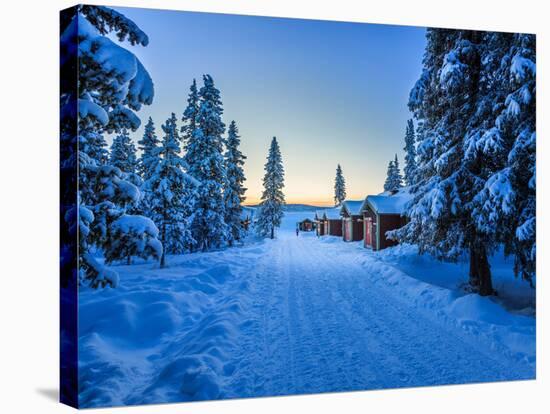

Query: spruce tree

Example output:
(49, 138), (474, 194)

(110, 128), (138, 174)
(181, 79), (199, 149)
(503, 34), (536, 284)
(256, 137), (285, 239)
(185, 75), (228, 251)
(392, 154), (403, 189)
(81, 131), (109, 165)
(145, 113), (198, 267)
(62, 5), (157, 287)
(392, 29), (496, 295)
(104, 215), (163, 267)
(469, 33), (536, 285)
(137, 117), (160, 180)
(224, 121), (247, 245)
(396, 29), (536, 294)
(110, 128), (142, 215)
(403, 119), (418, 186)
(334, 164), (346, 206)
(137, 117), (160, 217)
(383, 159), (395, 192)
(85, 163), (157, 274)
(383, 156), (402, 192)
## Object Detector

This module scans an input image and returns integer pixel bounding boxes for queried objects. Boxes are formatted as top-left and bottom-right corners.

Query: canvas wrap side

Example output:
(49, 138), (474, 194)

(60, 5), (79, 409)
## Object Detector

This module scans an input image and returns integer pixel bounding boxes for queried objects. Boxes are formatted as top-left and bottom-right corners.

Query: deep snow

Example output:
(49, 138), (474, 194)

(78, 211), (535, 408)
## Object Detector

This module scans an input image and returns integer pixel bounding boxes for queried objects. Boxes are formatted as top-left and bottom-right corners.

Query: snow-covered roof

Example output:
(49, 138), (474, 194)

(314, 208), (341, 220)
(324, 207), (341, 220)
(341, 200), (364, 216)
(361, 188), (412, 215)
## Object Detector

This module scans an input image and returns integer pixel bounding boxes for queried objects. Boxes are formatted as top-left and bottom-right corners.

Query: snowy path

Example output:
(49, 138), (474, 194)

(224, 221), (532, 398)
(78, 211), (534, 407)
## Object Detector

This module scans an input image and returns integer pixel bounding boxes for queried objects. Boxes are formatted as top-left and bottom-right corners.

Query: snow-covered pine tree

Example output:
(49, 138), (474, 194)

(137, 117), (160, 217)
(110, 128), (138, 174)
(502, 34), (536, 284)
(104, 215), (163, 267)
(224, 121), (248, 245)
(256, 137), (285, 239)
(469, 33), (536, 285)
(61, 5), (159, 287)
(85, 164), (158, 273)
(109, 129), (143, 216)
(81, 131), (109, 165)
(403, 119), (418, 186)
(391, 29), (499, 295)
(392, 154), (404, 189)
(383, 155), (403, 192)
(186, 75), (228, 251)
(137, 117), (160, 180)
(74, 5), (153, 134)
(334, 164), (346, 206)
(383, 159), (395, 192)
(146, 113), (198, 266)
(181, 79), (199, 149)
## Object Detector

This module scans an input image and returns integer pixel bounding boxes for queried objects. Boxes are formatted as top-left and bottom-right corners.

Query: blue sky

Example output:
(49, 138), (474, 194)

(113, 6), (427, 205)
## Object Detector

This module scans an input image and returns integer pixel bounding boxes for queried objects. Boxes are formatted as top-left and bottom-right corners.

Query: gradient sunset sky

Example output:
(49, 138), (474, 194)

(113, 6), (427, 206)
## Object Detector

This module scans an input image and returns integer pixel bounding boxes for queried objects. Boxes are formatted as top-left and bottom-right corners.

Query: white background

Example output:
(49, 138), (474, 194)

(0, 0), (547, 412)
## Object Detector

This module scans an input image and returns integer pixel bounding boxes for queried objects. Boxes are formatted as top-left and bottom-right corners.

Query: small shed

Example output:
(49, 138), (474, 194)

(298, 218), (315, 232)
(323, 207), (343, 237)
(340, 200), (364, 242)
(315, 210), (326, 236)
(360, 190), (410, 250)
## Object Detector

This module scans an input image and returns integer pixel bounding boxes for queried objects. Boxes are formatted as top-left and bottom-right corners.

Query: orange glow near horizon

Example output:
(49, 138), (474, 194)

(243, 198), (335, 207)
(243, 193), (370, 207)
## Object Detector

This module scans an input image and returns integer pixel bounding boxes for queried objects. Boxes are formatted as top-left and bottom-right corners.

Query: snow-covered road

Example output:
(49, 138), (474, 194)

(79, 211), (535, 407)
(225, 215), (533, 398)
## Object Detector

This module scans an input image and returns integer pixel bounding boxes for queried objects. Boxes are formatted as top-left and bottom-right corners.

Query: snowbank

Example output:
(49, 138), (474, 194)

(78, 250), (253, 407)
(355, 244), (535, 367)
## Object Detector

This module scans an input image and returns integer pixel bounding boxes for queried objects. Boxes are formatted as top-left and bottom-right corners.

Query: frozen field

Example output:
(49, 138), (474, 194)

(78, 211), (535, 408)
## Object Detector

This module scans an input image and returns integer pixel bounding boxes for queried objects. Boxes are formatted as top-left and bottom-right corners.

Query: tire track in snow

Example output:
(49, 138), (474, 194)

(285, 234), (419, 391)
(225, 240), (296, 398)
(283, 236), (355, 393)
(224, 215), (532, 399)
(307, 240), (532, 387)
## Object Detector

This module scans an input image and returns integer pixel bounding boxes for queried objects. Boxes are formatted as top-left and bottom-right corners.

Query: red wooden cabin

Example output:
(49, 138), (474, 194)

(298, 218), (315, 231)
(360, 191), (410, 250)
(315, 210), (326, 236)
(324, 208), (343, 237)
(340, 200), (364, 242)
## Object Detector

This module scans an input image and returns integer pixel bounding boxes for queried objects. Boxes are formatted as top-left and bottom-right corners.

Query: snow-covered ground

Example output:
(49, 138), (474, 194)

(78, 211), (535, 408)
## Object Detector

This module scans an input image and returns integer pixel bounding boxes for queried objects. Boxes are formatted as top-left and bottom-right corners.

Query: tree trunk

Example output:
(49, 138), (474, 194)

(160, 223), (166, 268)
(270, 225), (274, 239)
(127, 255), (131, 266)
(470, 243), (493, 296)
(469, 246), (479, 288)
(477, 246), (493, 296)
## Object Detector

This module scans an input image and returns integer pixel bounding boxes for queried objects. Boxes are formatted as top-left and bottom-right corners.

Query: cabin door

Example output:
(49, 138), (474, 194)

(345, 219), (352, 241)
(364, 217), (373, 248)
